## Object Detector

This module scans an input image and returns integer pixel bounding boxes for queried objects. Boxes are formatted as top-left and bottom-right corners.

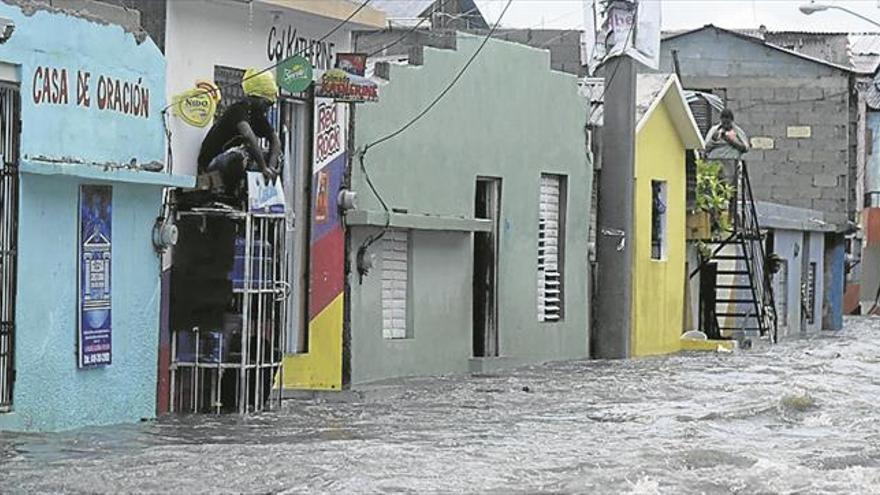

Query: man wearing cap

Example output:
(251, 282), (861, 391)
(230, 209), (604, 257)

(198, 68), (281, 198)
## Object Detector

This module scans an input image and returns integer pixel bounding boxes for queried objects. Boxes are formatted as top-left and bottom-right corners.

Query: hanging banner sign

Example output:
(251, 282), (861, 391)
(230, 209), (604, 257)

(78, 185), (113, 368)
(336, 53), (367, 76)
(277, 55), (314, 93)
(315, 69), (378, 103)
(600, 0), (661, 70)
(171, 80), (221, 128)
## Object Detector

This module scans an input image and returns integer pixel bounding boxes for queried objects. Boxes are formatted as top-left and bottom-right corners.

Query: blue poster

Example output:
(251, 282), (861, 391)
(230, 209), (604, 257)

(78, 185), (112, 368)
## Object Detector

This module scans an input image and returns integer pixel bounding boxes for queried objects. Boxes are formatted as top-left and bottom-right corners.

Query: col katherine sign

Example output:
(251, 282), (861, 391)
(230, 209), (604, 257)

(315, 69), (378, 103)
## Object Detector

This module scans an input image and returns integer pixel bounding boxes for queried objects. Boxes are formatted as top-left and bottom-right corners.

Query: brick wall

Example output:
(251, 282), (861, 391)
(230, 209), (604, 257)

(660, 27), (854, 229)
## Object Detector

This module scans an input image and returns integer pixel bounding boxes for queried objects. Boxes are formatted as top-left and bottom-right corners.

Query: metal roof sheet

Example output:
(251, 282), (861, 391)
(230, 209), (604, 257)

(369, 0), (435, 19)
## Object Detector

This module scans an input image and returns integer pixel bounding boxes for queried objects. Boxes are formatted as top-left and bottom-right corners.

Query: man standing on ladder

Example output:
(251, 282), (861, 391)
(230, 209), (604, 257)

(705, 108), (750, 220)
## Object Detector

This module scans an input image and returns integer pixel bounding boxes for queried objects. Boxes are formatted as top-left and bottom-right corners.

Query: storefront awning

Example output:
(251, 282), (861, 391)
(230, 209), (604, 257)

(20, 159), (195, 188)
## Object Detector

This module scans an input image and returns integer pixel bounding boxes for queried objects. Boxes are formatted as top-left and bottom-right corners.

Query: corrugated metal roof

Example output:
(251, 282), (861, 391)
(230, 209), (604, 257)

(866, 78), (880, 110)
(369, 0), (435, 19)
(664, 27), (880, 74)
(635, 73), (670, 123)
(662, 25), (857, 73)
(849, 34), (880, 73)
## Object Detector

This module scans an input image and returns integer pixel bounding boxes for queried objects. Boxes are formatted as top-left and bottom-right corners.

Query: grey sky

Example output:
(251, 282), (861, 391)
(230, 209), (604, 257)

(474, 0), (880, 32)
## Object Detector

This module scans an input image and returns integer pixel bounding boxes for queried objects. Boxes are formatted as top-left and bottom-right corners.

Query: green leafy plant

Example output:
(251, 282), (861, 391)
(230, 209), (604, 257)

(695, 159), (735, 238)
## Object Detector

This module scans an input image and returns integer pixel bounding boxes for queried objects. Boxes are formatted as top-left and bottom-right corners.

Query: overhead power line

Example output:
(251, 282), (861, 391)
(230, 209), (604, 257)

(355, 0), (515, 267)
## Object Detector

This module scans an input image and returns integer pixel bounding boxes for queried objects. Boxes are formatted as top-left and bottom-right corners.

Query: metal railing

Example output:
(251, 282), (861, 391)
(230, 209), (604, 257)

(170, 208), (289, 414)
(736, 161), (778, 342)
(0, 85), (19, 410)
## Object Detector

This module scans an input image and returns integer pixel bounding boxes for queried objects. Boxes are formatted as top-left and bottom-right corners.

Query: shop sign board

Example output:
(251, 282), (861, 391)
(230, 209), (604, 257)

(277, 55), (313, 94)
(78, 185), (113, 368)
(315, 69), (378, 103)
(336, 53), (367, 76)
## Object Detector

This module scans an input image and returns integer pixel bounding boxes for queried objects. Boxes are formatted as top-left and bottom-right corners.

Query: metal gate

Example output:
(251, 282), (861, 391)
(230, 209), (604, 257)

(0, 85), (20, 411)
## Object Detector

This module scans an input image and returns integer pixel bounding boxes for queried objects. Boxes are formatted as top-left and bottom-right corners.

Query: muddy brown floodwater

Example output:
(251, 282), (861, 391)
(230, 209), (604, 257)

(3, 318), (880, 493)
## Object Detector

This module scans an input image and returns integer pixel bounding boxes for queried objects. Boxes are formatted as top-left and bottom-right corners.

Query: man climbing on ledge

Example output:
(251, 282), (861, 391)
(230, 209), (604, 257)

(197, 68), (281, 200)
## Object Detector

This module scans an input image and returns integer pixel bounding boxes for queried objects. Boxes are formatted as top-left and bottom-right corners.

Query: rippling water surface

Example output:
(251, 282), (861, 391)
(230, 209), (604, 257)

(4, 318), (880, 493)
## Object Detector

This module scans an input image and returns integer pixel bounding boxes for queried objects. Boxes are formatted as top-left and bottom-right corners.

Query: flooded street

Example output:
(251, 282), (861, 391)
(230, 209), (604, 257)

(3, 318), (880, 493)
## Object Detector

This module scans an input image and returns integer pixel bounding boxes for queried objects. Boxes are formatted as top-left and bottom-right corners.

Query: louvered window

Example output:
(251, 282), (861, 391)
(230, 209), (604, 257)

(538, 174), (567, 322)
(382, 230), (410, 339)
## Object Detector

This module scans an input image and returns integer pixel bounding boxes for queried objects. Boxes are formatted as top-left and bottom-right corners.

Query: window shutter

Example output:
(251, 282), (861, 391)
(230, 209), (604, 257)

(538, 175), (562, 322)
(382, 230), (409, 339)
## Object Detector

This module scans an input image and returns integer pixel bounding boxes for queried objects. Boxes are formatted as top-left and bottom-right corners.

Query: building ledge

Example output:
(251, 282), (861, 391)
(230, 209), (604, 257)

(345, 209), (492, 232)
(20, 159), (195, 188)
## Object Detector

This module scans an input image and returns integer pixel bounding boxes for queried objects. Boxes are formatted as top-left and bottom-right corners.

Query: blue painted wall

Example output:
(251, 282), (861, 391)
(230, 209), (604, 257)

(824, 235), (845, 331)
(0, 2), (178, 431)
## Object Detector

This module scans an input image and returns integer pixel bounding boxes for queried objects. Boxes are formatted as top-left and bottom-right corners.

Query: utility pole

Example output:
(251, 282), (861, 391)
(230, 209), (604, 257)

(593, 0), (638, 359)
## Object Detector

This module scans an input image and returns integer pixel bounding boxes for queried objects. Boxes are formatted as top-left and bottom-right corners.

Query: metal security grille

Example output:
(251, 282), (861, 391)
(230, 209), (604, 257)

(213, 66), (246, 117)
(0, 85), (20, 410)
(689, 97), (713, 137)
(382, 230), (409, 339)
(805, 262), (817, 325)
(538, 174), (565, 322)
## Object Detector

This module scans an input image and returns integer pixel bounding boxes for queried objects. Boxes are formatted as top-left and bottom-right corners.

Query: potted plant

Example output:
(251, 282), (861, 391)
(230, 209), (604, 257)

(693, 158), (735, 239)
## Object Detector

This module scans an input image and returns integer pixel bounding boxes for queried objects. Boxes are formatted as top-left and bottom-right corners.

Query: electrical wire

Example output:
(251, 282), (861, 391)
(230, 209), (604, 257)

(366, 0), (453, 58)
(355, 0), (515, 264)
(160, 0), (374, 115)
(364, 0), (514, 152)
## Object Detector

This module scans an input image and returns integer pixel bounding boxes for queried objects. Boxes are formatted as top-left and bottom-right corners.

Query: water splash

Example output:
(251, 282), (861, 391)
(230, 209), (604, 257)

(2, 318), (880, 493)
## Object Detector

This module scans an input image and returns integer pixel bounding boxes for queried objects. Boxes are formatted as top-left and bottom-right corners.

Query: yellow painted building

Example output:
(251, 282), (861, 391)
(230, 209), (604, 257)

(631, 74), (704, 357)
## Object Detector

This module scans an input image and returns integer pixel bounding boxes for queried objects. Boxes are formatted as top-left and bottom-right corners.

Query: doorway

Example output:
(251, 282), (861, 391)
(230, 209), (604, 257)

(800, 233), (813, 333)
(473, 177), (500, 357)
(276, 99), (310, 354)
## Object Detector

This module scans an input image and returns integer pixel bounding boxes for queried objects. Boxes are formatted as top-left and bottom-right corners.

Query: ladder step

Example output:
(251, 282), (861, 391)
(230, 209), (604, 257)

(716, 285), (753, 289)
(719, 327), (763, 332)
(713, 255), (746, 260)
(716, 270), (750, 275)
(715, 299), (757, 303)
(715, 312), (759, 317)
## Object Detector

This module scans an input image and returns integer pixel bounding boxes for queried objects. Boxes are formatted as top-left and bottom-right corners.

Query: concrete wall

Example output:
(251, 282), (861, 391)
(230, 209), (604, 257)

(355, 28), (585, 76)
(631, 103), (687, 356)
(349, 35), (590, 385)
(99, 0), (167, 51)
(659, 27), (853, 229)
(0, 1), (184, 431)
(771, 229), (826, 338)
(772, 229), (803, 338)
(763, 32), (850, 68)
(8, 176), (164, 431)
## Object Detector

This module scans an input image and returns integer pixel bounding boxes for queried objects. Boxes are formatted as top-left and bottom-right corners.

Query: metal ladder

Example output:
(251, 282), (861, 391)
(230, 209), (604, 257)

(692, 161), (778, 343)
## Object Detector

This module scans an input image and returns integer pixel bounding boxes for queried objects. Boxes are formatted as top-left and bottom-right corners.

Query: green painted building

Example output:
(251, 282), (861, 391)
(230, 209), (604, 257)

(341, 34), (592, 385)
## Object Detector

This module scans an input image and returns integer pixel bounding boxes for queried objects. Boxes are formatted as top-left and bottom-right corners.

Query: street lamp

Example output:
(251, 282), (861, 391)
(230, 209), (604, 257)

(799, 2), (880, 29)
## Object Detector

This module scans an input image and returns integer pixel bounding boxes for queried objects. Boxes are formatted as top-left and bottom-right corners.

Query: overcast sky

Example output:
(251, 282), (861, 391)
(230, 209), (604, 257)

(474, 0), (880, 32)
